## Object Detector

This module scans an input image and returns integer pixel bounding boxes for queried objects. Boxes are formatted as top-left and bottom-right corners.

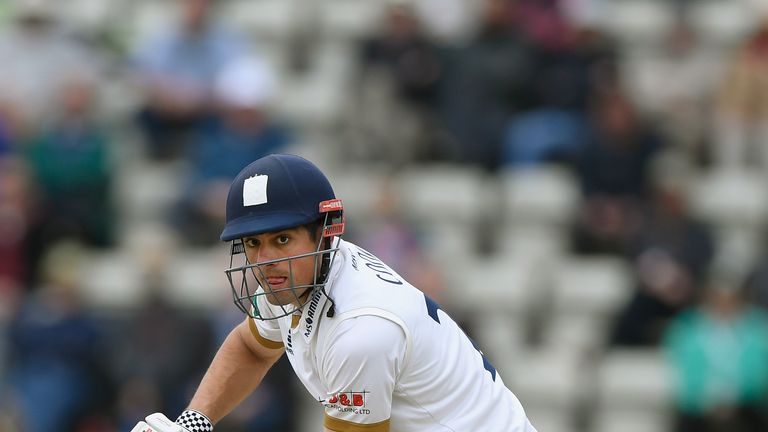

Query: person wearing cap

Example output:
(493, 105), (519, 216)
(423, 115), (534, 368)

(131, 0), (249, 160)
(132, 154), (537, 432)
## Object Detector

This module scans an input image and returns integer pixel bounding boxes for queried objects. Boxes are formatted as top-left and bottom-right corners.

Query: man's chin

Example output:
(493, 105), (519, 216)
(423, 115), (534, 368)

(265, 288), (309, 307)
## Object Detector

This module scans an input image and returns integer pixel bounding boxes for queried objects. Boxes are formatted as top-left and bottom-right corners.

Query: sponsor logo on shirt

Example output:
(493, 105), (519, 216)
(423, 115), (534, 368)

(304, 289), (323, 337)
(285, 332), (293, 355)
(320, 391), (371, 415)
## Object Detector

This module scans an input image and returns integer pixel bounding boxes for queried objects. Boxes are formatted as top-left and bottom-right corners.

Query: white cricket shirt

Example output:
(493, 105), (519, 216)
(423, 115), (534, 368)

(249, 239), (537, 432)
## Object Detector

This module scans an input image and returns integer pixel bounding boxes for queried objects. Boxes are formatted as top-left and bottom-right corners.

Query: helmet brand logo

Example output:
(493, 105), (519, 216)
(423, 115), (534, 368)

(243, 174), (269, 206)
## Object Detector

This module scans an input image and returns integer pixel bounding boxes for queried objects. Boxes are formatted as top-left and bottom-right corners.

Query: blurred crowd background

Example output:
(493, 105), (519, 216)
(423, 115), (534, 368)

(3, 0), (768, 431)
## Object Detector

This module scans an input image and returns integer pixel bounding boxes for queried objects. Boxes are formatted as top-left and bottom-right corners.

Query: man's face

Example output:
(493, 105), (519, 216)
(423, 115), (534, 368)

(242, 226), (320, 307)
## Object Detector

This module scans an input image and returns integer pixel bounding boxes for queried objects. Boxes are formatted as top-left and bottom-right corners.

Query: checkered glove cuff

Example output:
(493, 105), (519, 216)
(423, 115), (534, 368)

(175, 409), (213, 432)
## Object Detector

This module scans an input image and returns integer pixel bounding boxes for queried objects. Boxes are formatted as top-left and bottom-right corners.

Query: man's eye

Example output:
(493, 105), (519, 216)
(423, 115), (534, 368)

(277, 236), (290, 245)
(245, 239), (259, 248)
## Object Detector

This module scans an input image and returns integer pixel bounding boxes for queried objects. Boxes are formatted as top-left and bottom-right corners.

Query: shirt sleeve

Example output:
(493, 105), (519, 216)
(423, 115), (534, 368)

(320, 315), (407, 432)
(248, 292), (283, 349)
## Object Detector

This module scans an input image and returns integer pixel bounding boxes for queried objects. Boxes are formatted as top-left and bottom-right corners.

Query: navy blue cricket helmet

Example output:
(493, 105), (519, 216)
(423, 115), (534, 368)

(221, 154), (336, 241)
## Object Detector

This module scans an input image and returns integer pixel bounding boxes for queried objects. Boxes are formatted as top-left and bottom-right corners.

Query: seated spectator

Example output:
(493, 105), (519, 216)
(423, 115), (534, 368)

(0, 157), (33, 292)
(361, 2), (443, 110)
(23, 70), (115, 249)
(0, 0), (99, 131)
(131, 0), (249, 160)
(437, 0), (538, 170)
(571, 86), (664, 254)
(626, 18), (721, 164)
(714, 17), (768, 168)
(111, 292), (213, 426)
(0, 117), (12, 157)
(343, 1), (444, 165)
(6, 242), (113, 432)
(664, 281), (768, 432)
(501, 108), (589, 166)
(174, 56), (290, 245)
(742, 246), (768, 312)
(611, 178), (715, 346)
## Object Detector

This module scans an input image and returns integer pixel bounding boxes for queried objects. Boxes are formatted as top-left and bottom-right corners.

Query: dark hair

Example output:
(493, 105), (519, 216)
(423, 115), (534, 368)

(302, 218), (325, 242)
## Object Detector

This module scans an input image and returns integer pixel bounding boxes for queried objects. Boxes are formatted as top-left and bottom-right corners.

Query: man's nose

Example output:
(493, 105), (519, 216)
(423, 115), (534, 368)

(255, 246), (279, 264)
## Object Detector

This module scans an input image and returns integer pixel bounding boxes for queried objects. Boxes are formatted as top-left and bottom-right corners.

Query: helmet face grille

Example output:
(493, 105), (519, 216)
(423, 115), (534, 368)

(224, 216), (340, 320)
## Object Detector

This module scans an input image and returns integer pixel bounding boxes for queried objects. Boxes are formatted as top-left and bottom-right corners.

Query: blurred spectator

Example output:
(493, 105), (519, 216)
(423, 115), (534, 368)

(576, 87), (663, 198)
(501, 16), (616, 166)
(516, 0), (574, 53)
(611, 178), (715, 346)
(0, 109), (15, 157)
(132, 0), (249, 160)
(0, 159), (29, 432)
(349, 2), (444, 164)
(501, 108), (588, 166)
(664, 282), (768, 432)
(0, 157), (34, 293)
(22, 70), (115, 253)
(111, 293), (213, 427)
(174, 56), (289, 245)
(531, 23), (617, 111)
(742, 247), (768, 312)
(625, 18), (721, 164)
(571, 86), (664, 254)
(361, 2), (443, 110)
(714, 18), (768, 168)
(0, 0), (99, 131)
(5, 242), (114, 432)
(437, 0), (537, 170)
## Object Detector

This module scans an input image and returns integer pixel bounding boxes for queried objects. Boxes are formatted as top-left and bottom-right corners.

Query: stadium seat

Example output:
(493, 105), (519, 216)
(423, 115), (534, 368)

(601, 0), (675, 48)
(220, 0), (299, 44)
(539, 256), (632, 352)
(595, 349), (673, 413)
(524, 410), (575, 432)
(126, 0), (176, 46)
(469, 310), (528, 367)
(395, 164), (489, 263)
(550, 256), (633, 319)
(444, 253), (544, 362)
(709, 225), (763, 283)
(497, 225), (569, 264)
(162, 245), (230, 310)
(326, 167), (390, 223)
(397, 164), (487, 223)
(542, 314), (610, 354)
(499, 165), (580, 228)
(275, 40), (353, 130)
(688, 169), (768, 229)
(591, 410), (672, 432)
(505, 348), (586, 418)
(317, 0), (387, 42)
(59, 0), (119, 35)
(78, 250), (147, 310)
(445, 254), (542, 313)
(114, 159), (187, 223)
(687, 0), (757, 48)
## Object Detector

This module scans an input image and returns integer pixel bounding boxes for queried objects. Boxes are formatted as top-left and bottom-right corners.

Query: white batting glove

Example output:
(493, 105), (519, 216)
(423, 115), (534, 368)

(131, 411), (213, 432)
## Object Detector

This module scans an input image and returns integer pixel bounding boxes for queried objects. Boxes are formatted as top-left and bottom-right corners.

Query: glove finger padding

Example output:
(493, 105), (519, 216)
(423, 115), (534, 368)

(131, 413), (188, 432)
(146, 413), (187, 432)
